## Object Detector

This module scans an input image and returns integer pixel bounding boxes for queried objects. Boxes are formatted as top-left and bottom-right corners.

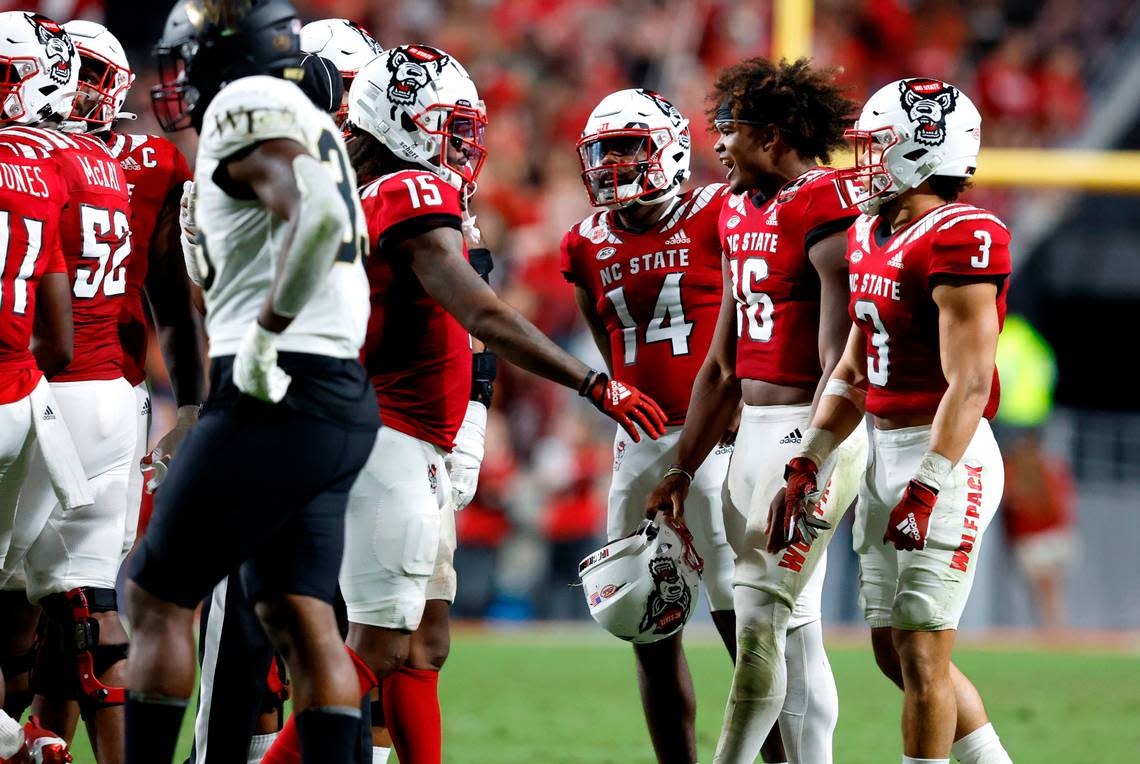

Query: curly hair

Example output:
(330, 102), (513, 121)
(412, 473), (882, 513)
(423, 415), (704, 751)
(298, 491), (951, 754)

(706, 58), (856, 164)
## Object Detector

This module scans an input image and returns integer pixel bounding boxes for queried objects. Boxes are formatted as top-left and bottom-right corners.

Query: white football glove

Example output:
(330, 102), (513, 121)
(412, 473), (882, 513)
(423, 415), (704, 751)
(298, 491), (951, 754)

(180, 180), (206, 287)
(234, 323), (291, 403)
(140, 405), (200, 493)
(445, 401), (488, 510)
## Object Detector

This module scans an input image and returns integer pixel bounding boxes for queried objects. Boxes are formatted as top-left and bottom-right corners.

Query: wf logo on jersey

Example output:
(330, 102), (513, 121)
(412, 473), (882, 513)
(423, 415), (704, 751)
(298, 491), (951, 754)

(639, 553), (691, 636)
(899, 79), (958, 147)
(385, 45), (449, 114)
(27, 13), (75, 86)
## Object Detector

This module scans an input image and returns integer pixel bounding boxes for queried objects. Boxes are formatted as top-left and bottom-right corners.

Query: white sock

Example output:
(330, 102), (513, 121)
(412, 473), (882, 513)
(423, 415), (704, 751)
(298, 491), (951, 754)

(247, 732), (277, 763)
(902, 757), (949, 763)
(373, 746), (392, 763)
(780, 619), (838, 764)
(712, 588), (791, 764)
(952, 722), (1012, 764)
(0, 710), (23, 758)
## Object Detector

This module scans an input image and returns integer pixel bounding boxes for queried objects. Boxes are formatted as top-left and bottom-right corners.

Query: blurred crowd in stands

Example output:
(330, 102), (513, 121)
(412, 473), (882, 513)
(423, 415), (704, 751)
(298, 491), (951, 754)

(19, 0), (1130, 622)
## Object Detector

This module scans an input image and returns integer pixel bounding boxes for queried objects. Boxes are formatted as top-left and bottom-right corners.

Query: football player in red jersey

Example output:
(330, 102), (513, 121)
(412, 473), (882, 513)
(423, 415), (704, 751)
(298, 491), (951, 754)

(259, 45), (667, 764)
(62, 19), (205, 559)
(645, 59), (866, 764)
(0, 11), (136, 764)
(781, 78), (1014, 764)
(562, 88), (739, 764)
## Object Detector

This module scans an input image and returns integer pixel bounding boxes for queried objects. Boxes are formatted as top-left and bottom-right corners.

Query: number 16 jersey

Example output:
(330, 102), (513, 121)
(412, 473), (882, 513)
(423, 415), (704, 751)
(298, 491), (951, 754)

(194, 76), (369, 360)
(560, 184), (729, 425)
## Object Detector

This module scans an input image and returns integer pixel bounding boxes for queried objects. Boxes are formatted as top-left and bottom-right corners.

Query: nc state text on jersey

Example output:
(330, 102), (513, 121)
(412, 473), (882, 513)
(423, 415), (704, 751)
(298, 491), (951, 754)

(77, 155), (123, 192)
(724, 230), (779, 255)
(599, 248), (690, 287)
(0, 160), (50, 198)
(850, 272), (902, 301)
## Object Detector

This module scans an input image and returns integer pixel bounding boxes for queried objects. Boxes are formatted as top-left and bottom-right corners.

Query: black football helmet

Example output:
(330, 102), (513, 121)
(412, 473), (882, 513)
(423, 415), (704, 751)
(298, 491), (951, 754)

(151, 0), (304, 132)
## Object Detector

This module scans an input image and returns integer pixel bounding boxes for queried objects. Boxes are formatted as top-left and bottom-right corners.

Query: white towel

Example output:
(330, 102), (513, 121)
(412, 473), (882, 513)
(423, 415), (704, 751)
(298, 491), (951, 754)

(28, 379), (93, 512)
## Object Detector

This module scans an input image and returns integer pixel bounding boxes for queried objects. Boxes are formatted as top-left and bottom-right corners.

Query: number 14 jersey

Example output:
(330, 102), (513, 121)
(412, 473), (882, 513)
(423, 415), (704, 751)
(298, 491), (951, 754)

(561, 184), (730, 425)
(846, 202), (1011, 419)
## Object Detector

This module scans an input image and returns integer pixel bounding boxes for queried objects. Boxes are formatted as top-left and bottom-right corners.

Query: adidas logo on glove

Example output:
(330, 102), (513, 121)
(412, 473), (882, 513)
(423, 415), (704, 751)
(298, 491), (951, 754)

(896, 513), (921, 542)
(779, 428), (802, 445)
(610, 381), (631, 405)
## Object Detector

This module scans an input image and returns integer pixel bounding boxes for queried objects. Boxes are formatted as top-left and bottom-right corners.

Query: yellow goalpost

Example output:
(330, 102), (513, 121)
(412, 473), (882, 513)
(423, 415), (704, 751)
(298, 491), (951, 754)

(773, 0), (1140, 192)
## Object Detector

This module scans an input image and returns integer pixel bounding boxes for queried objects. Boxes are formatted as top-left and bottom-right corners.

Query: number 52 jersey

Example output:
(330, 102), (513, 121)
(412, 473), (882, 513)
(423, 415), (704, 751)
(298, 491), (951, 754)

(560, 184), (730, 425)
(193, 75), (370, 359)
(847, 202), (1011, 419)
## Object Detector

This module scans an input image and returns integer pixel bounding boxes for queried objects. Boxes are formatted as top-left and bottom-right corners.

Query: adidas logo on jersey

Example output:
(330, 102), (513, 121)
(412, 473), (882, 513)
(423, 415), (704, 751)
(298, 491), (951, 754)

(779, 428), (803, 445)
(120, 156), (142, 172)
(663, 229), (691, 246)
(42, 405), (55, 421)
(141, 397), (151, 416)
(887, 252), (904, 268)
(765, 205), (779, 226)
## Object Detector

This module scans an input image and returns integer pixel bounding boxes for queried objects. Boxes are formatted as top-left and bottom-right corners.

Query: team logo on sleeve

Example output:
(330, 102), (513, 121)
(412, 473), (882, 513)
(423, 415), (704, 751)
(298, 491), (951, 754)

(27, 13), (75, 86)
(385, 45), (449, 114)
(639, 553), (692, 636)
(899, 79), (958, 147)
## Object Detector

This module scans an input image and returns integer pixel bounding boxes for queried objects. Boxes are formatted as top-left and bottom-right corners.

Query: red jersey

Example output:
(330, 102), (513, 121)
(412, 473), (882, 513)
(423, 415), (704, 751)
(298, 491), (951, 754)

(0, 127), (132, 383)
(720, 168), (857, 387)
(560, 184), (729, 424)
(359, 169), (471, 451)
(846, 202), (1011, 419)
(107, 133), (192, 386)
(0, 150), (68, 404)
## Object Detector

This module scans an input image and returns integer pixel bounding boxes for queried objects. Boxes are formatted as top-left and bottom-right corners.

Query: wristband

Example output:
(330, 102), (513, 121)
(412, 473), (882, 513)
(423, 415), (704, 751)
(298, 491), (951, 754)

(798, 427), (837, 469)
(823, 378), (867, 410)
(579, 369), (602, 397)
(663, 465), (694, 484)
(471, 350), (496, 406)
(914, 451), (953, 492)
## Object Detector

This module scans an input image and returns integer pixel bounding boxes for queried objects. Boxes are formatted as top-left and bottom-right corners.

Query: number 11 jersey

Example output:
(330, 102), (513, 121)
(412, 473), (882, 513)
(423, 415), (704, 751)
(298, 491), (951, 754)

(560, 184), (729, 425)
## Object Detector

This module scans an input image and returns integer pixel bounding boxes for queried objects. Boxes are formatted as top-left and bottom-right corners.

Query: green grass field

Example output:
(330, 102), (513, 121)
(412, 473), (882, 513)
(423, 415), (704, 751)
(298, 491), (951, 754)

(65, 628), (1140, 762)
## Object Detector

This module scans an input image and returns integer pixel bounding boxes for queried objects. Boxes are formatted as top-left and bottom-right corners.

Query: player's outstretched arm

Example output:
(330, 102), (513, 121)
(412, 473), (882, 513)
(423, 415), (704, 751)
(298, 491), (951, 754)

(403, 226), (666, 442)
(222, 138), (350, 402)
(645, 258), (742, 521)
(31, 272), (73, 378)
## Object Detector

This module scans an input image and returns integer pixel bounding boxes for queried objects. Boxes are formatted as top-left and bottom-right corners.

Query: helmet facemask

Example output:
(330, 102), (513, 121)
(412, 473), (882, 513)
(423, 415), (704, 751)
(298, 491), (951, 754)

(0, 57), (44, 122)
(835, 125), (903, 214)
(152, 38), (198, 132)
(578, 126), (676, 209)
(70, 46), (133, 129)
(416, 101), (487, 188)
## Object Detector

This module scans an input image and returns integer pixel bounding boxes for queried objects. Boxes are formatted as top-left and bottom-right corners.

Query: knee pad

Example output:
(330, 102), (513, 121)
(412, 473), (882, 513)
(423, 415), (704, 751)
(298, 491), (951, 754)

(38, 588), (127, 715)
(891, 589), (942, 631)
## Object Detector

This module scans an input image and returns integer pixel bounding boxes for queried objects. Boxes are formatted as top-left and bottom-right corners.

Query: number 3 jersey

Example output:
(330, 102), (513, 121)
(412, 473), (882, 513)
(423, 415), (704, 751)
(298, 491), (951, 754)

(561, 184), (730, 424)
(846, 202), (1011, 419)
(0, 126), (131, 383)
(194, 76), (369, 360)
(358, 169), (471, 451)
(720, 167), (857, 388)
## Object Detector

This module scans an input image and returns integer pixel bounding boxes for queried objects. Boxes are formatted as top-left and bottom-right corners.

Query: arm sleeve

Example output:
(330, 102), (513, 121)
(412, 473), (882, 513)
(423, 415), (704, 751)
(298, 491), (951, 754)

(927, 215), (1012, 280)
(372, 171), (463, 252)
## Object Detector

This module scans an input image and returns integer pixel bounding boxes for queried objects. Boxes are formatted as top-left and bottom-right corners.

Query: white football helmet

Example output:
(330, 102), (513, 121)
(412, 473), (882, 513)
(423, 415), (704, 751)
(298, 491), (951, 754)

(63, 20), (135, 130)
(836, 77), (981, 214)
(0, 11), (79, 126)
(577, 88), (691, 210)
(347, 44), (486, 190)
(300, 18), (382, 123)
(579, 515), (703, 644)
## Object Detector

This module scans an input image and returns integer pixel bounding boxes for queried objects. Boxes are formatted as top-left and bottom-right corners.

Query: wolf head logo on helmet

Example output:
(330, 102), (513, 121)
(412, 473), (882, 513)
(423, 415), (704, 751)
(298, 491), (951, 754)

(899, 79), (958, 147)
(27, 14), (75, 85)
(639, 550), (692, 636)
(385, 45), (448, 114)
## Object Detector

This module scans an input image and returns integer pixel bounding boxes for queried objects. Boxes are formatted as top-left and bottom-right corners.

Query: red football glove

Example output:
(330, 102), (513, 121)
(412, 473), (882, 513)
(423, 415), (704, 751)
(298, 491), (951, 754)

(13, 716), (72, 763)
(883, 480), (939, 551)
(767, 457), (829, 552)
(582, 372), (667, 443)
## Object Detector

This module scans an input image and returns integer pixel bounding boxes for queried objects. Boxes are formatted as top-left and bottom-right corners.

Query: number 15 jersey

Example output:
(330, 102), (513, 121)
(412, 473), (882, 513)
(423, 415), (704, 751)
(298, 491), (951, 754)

(846, 202), (1011, 419)
(561, 184), (730, 425)
(194, 76), (369, 360)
